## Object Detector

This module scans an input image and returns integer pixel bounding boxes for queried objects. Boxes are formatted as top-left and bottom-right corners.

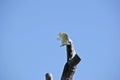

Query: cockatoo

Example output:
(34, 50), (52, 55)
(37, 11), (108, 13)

(57, 32), (76, 60)
(57, 32), (72, 46)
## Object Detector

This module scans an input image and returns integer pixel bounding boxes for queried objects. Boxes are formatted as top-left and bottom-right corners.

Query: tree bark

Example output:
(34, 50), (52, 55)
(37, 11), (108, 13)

(45, 41), (81, 80)
(45, 73), (53, 80)
(61, 42), (81, 80)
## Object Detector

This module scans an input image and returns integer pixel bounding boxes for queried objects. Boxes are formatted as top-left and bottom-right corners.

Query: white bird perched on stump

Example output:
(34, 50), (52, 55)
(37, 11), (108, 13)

(57, 32), (72, 47)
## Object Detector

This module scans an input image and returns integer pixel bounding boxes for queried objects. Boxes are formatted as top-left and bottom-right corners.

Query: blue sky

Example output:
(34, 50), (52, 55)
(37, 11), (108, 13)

(0, 0), (120, 80)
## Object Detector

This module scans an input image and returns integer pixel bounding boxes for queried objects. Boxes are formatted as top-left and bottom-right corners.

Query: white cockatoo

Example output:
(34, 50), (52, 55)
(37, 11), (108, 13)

(57, 32), (72, 46)
(57, 32), (76, 59)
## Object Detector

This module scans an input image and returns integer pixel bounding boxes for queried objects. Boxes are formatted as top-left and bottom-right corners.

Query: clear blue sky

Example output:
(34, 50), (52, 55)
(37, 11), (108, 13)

(0, 0), (120, 80)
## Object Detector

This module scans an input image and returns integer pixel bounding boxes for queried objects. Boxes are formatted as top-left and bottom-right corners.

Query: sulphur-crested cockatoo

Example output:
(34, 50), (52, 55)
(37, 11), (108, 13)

(57, 32), (72, 46)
